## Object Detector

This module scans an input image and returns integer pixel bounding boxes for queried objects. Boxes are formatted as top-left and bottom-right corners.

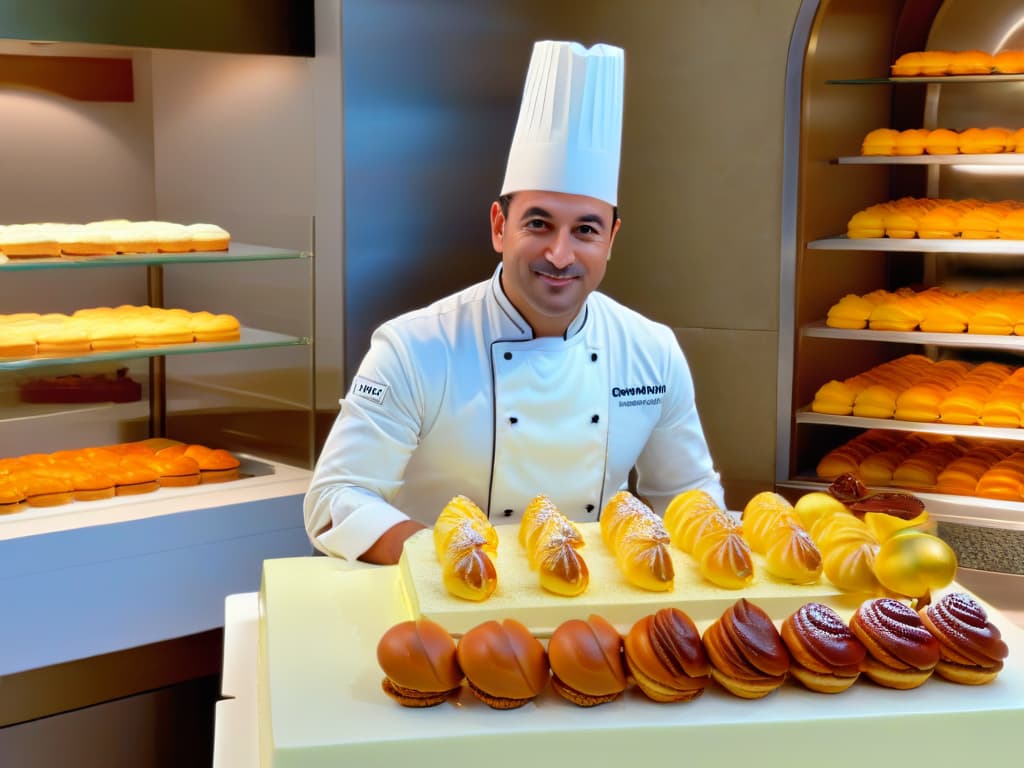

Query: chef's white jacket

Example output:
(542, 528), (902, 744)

(305, 265), (724, 561)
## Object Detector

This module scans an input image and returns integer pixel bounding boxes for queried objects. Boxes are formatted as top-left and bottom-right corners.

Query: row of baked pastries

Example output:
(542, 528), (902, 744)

(378, 593), (1009, 710)
(816, 430), (1024, 500)
(861, 127), (1024, 156)
(0, 220), (229, 259)
(827, 286), (1024, 334)
(811, 354), (1024, 428)
(847, 197), (1024, 239)
(0, 306), (241, 358)
(0, 441), (241, 514)
(891, 49), (1024, 76)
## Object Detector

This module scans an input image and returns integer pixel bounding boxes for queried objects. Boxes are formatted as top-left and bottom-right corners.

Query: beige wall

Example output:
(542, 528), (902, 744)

(597, 0), (804, 507)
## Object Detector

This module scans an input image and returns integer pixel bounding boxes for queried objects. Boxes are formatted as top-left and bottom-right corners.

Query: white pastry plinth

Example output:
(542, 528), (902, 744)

(399, 523), (859, 636)
(258, 556), (1024, 768)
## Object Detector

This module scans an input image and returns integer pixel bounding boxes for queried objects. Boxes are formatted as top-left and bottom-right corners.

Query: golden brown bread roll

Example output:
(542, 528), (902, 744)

(623, 608), (710, 702)
(548, 614), (628, 706)
(456, 619), (548, 709)
(376, 619), (463, 707)
(702, 598), (789, 699)
(920, 592), (1009, 684)
(781, 602), (866, 693)
(850, 597), (940, 689)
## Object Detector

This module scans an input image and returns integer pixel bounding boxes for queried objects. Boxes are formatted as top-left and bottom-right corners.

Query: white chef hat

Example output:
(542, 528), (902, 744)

(501, 40), (624, 207)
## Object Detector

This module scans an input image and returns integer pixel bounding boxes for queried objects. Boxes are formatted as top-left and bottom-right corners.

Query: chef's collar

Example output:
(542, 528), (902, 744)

(490, 264), (588, 340)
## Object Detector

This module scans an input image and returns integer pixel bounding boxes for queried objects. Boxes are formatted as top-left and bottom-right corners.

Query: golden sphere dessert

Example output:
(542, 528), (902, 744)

(376, 618), (463, 707)
(919, 592), (1009, 685)
(850, 597), (940, 689)
(781, 602), (866, 693)
(548, 614), (628, 706)
(873, 530), (957, 598)
(623, 608), (711, 703)
(456, 619), (548, 709)
(702, 598), (790, 699)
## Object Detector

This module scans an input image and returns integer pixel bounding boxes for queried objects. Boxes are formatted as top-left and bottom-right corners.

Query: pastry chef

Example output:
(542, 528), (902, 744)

(305, 40), (724, 563)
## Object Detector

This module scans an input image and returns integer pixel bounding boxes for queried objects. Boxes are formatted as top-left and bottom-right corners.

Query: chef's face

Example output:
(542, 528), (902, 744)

(491, 190), (620, 338)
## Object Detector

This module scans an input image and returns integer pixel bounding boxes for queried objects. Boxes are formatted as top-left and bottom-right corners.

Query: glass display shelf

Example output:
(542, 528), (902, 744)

(0, 328), (309, 371)
(796, 406), (1024, 442)
(0, 243), (309, 271)
(802, 321), (1024, 351)
(835, 154), (1024, 165)
(827, 74), (1024, 85)
(0, 400), (147, 424)
(808, 236), (1024, 254)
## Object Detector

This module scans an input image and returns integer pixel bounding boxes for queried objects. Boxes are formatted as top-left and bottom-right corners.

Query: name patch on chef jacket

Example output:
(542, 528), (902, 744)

(352, 376), (389, 405)
(611, 382), (666, 407)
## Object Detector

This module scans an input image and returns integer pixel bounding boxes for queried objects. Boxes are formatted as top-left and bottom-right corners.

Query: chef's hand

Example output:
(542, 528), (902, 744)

(358, 519), (427, 565)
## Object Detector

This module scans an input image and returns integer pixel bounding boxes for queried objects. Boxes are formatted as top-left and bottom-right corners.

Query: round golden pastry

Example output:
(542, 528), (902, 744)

(919, 591), (1009, 685)
(440, 523), (498, 602)
(527, 511), (589, 597)
(435, 494), (496, 558)
(377, 618), (463, 707)
(536, 541), (589, 597)
(663, 488), (722, 540)
(519, 493), (563, 548)
(764, 523), (823, 584)
(0, 479), (26, 514)
(698, 531), (755, 589)
(741, 491), (796, 551)
(781, 602), (866, 693)
(615, 517), (674, 592)
(890, 51), (926, 76)
(993, 49), (1024, 74)
(893, 128), (931, 156)
(599, 489), (652, 549)
(850, 597), (940, 689)
(623, 608), (710, 702)
(702, 598), (789, 699)
(948, 50), (994, 75)
(675, 507), (735, 557)
(21, 470), (74, 507)
(924, 128), (961, 155)
(68, 467), (116, 502)
(547, 614), (627, 706)
(456, 619), (548, 709)
(919, 49), (954, 76)
(191, 312), (241, 343)
(861, 128), (899, 156)
(184, 445), (241, 483)
(185, 223), (231, 252)
(152, 455), (202, 488)
(111, 459), (160, 496)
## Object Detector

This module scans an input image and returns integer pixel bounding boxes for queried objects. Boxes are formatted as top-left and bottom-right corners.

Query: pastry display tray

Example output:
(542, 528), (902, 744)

(256, 557), (1024, 768)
